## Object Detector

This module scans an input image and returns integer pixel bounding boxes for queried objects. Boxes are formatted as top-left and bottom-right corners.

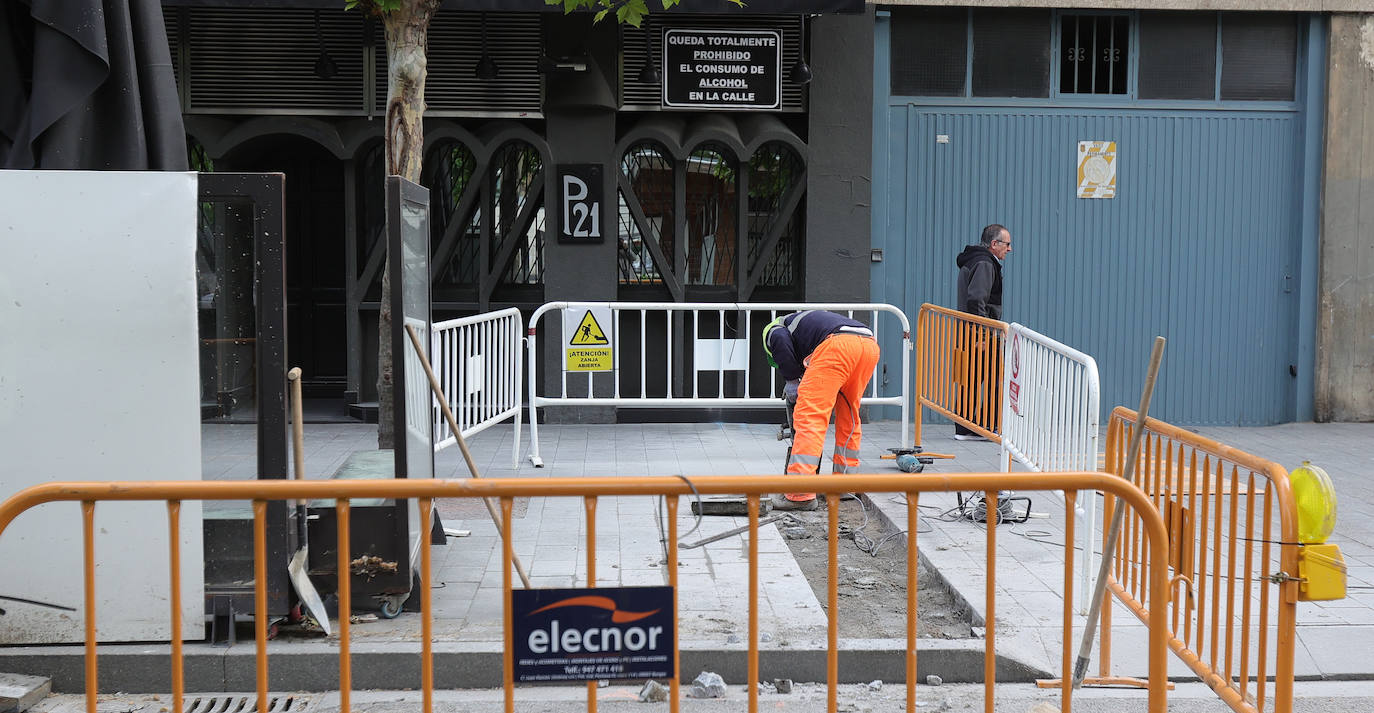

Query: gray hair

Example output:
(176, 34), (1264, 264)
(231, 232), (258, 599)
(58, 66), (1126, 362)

(980, 224), (1007, 246)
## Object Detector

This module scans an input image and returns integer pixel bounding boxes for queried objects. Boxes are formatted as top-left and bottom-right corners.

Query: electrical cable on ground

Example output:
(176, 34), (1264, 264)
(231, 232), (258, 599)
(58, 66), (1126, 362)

(654, 474), (705, 565)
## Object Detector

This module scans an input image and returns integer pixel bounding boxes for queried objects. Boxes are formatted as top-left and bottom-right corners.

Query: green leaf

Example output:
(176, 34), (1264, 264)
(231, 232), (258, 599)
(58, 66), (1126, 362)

(594, 8), (610, 22)
(616, 0), (647, 25)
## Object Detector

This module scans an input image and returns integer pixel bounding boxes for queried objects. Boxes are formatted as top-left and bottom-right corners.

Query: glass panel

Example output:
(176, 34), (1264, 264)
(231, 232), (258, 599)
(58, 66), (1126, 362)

(397, 196), (433, 481)
(746, 142), (802, 288)
(1139, 12), (1217, 100)
(1220, 12), (1297, 101)
(619, 142), (674, 286)
(1058, 14), (1129, 95)
(490, 141), (545, 286)
(890, 7), (968, 97)
(197, 199), (260, 424)
(972, 9), (1051, 98)
(685, 145), (737, 287)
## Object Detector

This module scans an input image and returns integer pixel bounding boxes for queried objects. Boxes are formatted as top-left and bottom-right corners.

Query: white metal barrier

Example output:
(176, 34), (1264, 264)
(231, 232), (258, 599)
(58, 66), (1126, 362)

(999, 322), (1100, 611)
(526, 302), (912, 467)
(430, 308), (524, 467)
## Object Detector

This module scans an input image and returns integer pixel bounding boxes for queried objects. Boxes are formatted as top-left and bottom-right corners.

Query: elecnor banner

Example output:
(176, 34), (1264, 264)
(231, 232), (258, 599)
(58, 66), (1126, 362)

(663, 29), (781, 110)
(512, 586), (676, 682)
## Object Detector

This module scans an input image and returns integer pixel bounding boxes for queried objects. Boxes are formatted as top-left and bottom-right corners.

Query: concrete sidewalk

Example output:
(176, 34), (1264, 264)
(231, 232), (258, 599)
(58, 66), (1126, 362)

(219, 417), (1374, 683)
(863, 421), (1374, 684)
(4, 417), (1370, 697)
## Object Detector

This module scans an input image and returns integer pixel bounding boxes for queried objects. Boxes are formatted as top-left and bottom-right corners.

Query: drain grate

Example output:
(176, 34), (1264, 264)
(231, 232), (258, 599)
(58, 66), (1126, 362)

(184, 695), (310, 713)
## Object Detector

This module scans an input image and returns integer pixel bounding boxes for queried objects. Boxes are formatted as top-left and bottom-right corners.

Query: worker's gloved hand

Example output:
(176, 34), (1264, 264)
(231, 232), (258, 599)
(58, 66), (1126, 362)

(784, 379), (800, 404)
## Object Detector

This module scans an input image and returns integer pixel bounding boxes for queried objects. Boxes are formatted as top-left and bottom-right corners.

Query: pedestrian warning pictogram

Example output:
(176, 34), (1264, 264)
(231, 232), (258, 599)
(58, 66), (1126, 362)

(570, 311), (609, 346)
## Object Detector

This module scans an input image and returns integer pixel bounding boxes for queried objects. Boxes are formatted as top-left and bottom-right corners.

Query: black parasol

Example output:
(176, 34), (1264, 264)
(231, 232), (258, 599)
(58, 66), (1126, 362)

(0, 0), (186, 169)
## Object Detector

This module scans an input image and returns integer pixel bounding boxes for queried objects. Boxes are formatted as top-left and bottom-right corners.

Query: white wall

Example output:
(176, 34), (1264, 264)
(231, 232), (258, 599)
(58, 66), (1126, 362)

(0, 170), (205, 643)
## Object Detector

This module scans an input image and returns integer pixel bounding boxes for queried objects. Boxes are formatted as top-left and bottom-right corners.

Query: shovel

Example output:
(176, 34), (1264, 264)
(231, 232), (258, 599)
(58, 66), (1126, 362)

(287, 367), (332, 636)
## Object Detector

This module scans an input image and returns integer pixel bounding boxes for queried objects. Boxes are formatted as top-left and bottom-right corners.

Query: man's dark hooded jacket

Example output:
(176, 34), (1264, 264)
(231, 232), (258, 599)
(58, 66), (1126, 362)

(956, 244), (1002, 319)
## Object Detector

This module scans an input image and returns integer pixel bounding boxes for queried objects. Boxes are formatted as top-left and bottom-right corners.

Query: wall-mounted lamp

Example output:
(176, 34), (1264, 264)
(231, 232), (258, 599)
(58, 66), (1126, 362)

(788, 17), (812, 85)
(475, 13), (499, 80)
(313, 10), (338, 80)
(637, 26), (661, 85)
(538, 52), (590, 74)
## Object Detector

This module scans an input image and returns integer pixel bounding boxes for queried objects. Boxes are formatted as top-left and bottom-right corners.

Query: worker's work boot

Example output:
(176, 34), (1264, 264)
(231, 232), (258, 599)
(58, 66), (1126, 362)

(770, 493), (819, 511)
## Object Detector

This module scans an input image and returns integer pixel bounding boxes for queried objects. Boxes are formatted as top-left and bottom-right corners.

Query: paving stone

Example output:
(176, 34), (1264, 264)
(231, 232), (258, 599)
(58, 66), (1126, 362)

(0, 673), (50, 713)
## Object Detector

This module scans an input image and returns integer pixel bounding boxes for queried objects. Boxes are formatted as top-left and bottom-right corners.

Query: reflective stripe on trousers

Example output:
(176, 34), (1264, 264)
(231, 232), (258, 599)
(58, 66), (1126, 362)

(784, 334), (882, 500)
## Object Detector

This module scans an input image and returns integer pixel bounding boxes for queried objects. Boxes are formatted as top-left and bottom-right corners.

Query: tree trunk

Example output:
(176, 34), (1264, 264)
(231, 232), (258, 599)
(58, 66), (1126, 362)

(377, 0), (437, 450)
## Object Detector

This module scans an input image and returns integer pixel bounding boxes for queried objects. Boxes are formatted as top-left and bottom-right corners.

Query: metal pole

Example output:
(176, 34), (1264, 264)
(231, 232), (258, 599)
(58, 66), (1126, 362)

(1073, 336), (1166, 687)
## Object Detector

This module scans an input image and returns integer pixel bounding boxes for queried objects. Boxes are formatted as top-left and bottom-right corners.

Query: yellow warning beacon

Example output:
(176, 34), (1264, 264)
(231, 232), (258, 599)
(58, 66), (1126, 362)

(1290, 461), (1346, 601)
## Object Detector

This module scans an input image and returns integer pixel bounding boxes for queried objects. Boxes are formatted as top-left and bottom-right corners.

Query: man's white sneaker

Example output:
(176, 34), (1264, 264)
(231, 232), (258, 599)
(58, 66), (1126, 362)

(954, 433), (989, 442)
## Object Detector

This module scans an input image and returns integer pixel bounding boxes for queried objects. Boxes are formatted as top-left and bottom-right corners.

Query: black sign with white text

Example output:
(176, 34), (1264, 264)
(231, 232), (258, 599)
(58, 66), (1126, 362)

(663, 29), (781, 110)
(556, 164), (604, 243)
(511, 586), (675, 682)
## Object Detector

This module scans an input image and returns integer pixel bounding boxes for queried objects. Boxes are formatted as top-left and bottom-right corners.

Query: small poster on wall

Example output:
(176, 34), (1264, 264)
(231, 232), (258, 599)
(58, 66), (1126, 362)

(1077, 141), (1117, 199)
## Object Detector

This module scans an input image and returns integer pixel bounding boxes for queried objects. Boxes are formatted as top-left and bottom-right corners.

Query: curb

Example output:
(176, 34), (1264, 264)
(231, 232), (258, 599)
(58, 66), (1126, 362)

(0, 639), (1048, 694)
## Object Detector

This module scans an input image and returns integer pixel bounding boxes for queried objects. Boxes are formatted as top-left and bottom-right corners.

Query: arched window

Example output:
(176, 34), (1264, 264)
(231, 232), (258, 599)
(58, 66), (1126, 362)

(746, 142), (804, 290)
(489, 140), (545, 289)
(684, 143), (736, 287)
(422, 140), (480, 290)
(618, 142), (674, 287)
(355, 140), (387, 301)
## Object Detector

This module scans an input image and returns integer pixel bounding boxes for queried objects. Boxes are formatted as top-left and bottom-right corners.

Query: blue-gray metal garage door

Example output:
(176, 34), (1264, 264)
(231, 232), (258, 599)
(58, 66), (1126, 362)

(872, 13), (1325, 426)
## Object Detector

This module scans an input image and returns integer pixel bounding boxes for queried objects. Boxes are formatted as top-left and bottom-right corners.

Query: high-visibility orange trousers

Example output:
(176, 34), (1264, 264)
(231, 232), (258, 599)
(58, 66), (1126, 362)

(784, 334), (881, 501)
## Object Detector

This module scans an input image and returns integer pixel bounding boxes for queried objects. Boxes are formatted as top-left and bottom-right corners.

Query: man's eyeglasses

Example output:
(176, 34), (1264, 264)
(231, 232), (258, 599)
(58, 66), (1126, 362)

(993, 239), (1012, 247)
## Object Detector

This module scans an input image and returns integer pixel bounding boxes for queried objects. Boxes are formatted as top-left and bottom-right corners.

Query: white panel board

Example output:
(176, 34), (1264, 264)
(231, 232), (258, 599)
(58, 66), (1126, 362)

(0, 170), (205, 643)
(693, 339), (750, 371)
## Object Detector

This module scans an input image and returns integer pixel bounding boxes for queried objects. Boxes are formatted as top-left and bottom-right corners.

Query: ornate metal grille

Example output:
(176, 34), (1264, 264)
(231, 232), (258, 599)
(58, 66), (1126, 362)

(423, 140), (480, 287)
(489, 142), (545, 286)
(685, 145), (736, 287)
(356, 141), (387, 300)
(746, 142), (803, 288)
(618, 142), (675, 286)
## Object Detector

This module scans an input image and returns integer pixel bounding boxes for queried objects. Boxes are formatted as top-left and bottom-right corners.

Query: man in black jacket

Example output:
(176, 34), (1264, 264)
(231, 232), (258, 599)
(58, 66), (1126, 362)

(953, 224), (1012, 440)
(956, 224), (1011, 320)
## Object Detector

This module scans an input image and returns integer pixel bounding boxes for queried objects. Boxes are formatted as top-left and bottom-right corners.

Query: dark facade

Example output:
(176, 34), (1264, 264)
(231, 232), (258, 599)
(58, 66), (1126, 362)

(167, 2), (872, 416)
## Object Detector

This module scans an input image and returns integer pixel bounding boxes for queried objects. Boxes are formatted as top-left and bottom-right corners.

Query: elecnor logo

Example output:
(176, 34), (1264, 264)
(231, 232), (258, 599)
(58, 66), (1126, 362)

(511, 586), (675, 682)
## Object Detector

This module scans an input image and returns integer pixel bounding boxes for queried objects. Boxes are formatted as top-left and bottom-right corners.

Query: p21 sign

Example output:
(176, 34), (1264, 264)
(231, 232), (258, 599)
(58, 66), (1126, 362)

(558, 164), (604, 243)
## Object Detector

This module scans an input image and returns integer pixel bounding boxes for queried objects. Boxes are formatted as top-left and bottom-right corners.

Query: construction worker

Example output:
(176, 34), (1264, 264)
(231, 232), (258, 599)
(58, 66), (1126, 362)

(763, 310), (882, 511)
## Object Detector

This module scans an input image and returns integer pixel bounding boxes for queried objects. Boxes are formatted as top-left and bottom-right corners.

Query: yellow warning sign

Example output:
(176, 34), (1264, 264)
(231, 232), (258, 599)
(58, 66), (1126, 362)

(566, 348), (612, 371)
(570, 311), (609, 345)
(564, 307), (613, 371)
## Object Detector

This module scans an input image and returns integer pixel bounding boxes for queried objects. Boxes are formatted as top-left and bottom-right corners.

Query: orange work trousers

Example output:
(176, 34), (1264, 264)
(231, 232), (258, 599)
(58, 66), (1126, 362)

(784, 334), (881, 501)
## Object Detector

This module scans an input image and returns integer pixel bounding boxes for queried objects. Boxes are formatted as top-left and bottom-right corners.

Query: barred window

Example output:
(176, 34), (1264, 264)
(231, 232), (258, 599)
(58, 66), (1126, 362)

(1059, 14), (1129, 95)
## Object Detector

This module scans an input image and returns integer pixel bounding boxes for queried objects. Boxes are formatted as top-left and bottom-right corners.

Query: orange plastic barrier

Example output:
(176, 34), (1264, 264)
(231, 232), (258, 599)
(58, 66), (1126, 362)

(913, 303), (1009, 447)
(1098, 407), (1297, 713)
(0, 472), (1171, 713)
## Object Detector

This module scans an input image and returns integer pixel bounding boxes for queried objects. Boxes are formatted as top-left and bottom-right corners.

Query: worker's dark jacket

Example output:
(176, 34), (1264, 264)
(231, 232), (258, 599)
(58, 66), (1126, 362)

(764, 310), (873, 382)
(956, 244), (1003, 319)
